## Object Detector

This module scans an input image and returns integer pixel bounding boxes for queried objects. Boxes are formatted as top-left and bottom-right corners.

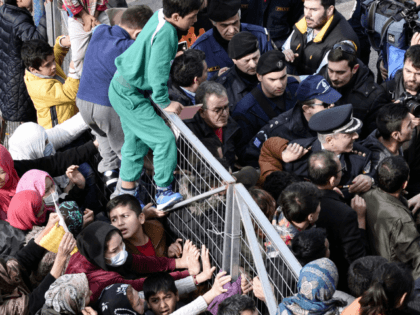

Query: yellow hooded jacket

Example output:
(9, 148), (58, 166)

(24, 36), (79, 129)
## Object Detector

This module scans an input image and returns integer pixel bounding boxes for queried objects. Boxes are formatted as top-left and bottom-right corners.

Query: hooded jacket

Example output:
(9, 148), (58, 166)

(0, 4), (47, 121)
(289, 11), (360, 75)
(24, 37), (79, 129)
(319, 59), (387, 139)
(65, 222), (189, 303)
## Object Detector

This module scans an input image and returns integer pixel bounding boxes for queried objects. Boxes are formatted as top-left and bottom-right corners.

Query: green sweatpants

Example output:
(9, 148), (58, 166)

(109, 76), (176, 187)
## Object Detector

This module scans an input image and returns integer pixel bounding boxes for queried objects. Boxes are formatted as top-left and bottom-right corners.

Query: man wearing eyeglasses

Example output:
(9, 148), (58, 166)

(184, 81), (242, 170)
(283, 104), (374, 201)
(281, 0), (359, 76)
(318, 41), (387, 139)
(244, 75), (340, 166)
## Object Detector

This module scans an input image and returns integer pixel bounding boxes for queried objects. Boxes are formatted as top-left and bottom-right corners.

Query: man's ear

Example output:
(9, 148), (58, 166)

(391, 130), (400, 142)
(307, 213), (315, 223)
(171, 12), (180, 22)
(402, 180), (409, 190)
(133, 29), (142, 39)
(138, 213), (146, 225)
(257, 73), (263, 82)
(302, 104), (311, 113)
(352, 64), (359, 75)
(232, 58), (238, 66)
(199, 108), (205, 118)
(28, 66), (37, 74)
(397, 292), (408, 308)
(329, 175), (336, 187)
(327, 5), (334, 17)
(325, 135), (334, 145)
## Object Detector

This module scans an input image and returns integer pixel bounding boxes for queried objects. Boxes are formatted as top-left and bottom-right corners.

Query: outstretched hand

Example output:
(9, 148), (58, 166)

(203, 271), (232, 304)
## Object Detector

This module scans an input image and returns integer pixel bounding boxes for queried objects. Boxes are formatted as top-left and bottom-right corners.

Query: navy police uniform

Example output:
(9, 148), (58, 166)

(191, 23), (273, 80)
(232, 78), (298, 157)
(246, 0), (303, 48)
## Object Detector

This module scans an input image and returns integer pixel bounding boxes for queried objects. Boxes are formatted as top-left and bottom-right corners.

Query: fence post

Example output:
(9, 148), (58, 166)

(222, 184), (234, 273)
(235, 185), (279, 315)
(46, 0), (62, 46)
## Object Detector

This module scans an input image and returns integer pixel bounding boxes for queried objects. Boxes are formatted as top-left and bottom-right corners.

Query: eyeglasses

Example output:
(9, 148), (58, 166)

(336, 166), (345, 174)
(332, 42), (356, 56)
(208, 105), (230, 115)
(312, 102), (330, 108)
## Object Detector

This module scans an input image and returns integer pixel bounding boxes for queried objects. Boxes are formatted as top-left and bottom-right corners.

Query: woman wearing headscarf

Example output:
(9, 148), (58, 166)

(0, 214), (77, 315)
(277, 258), (346, 315)
(35, 273), (95, 315)
(0, 144), (20, 220)
(9, 122), (98, 212)
(65, 222), (200, 303)
(7, 190), (47, 231)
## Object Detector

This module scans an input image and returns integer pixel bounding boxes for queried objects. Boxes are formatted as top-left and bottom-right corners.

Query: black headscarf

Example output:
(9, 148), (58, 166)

(76, 222), (138, 279)
(96, 283), (140, 315)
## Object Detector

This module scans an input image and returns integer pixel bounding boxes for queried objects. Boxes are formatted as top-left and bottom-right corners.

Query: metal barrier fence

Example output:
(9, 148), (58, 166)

(47, 7), (302, 315)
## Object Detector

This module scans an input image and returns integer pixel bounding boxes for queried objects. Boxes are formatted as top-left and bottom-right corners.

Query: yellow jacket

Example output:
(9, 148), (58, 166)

(24, 36), (79, 129)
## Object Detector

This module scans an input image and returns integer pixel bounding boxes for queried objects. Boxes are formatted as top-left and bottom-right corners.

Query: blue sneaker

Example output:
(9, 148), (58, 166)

(119, 185), (145, 209)
(155, 184), (183, 210)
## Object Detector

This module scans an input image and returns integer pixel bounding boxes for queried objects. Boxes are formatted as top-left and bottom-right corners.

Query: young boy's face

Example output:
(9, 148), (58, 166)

(30, 54), (56, 77)
(147, 291), (179, 315)
(109, 205), (144, 240)
(172, 10), (199, 31)
(17, 0), (33, 11)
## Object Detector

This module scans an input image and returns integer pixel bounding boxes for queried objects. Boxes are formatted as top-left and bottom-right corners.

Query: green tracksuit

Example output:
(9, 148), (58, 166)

(109, 9), (178, 187)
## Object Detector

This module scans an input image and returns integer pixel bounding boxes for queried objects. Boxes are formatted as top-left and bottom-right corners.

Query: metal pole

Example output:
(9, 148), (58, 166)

(222, 184), (234, 273)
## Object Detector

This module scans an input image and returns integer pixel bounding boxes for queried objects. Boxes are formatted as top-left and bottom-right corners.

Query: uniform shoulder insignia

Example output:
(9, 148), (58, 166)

(351, 150), (366, 157)
(363, 161), (371, 174)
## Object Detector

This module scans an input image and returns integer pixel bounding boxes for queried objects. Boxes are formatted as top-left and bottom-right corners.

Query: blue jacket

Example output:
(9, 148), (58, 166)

(246, 0), (303, 47)
(77, 25), (134, 106)
(191, 23), (273, 79)
(231, 78), (299, 157)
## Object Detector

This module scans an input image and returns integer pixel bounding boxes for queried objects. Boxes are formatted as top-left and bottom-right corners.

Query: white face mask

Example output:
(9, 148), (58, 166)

(43, 142), (55, 157)
(107, 243), (128, 267)
(44, 188), (59, 206)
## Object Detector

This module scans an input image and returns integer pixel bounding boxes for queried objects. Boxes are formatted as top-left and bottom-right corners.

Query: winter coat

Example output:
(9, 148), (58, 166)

(257, 136), (288, 185)
(125, 220), (168, 257)
(363, 187), (420, 279)
(319, 59), (387, 139)
(24, 37), (79, 129)
(0, 4), (47, 121)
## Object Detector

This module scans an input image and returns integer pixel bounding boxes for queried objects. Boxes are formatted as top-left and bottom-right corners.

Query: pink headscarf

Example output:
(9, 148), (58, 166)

(0, 145), (20, 220)
(7, 190), (46, 231)
(16, 170), (55, 212)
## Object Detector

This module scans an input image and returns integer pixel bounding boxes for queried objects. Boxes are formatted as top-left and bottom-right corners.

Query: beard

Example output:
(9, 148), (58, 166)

(404, 78), (420, 93)
(307, 11), (329, 30)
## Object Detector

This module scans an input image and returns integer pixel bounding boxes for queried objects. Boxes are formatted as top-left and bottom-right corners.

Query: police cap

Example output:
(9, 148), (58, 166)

(207, 0), (241, 22)
(296, 75), (341, 104)
(308, 104), (363, 134)
(228, 32), (259, 60)
(257, 50), (286, 75)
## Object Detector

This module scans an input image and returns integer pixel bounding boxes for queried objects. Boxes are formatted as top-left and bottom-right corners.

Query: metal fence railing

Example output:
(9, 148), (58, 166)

(48, 8), (302, 314)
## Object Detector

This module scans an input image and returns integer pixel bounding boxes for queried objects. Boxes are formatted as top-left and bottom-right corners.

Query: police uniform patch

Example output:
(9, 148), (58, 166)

(254, 138), (262, 148)
(275, 6), (290, 11)
(208, 66), (221, 72)
(363, 161), (371, 174)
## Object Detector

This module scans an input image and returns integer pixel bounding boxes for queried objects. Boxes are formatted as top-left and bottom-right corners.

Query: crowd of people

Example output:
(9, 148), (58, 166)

(1, 0), (420, 314)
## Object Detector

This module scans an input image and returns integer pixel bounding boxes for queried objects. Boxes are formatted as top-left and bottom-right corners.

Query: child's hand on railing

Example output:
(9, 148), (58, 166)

(203, 271), (232, 304)
(196, 245), (216, 284)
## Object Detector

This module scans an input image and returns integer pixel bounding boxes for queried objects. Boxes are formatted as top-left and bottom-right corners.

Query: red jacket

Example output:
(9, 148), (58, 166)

(65, 252), (189, 303)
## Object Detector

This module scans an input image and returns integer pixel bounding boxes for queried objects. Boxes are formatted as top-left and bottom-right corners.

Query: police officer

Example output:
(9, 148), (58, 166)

(246, 0), (303, 48)
(282, 0), (359, 76)
(245, 75), (341, 166)
(191, 0), (273, 80)
(284, 104), (374, 198)
(232, 50), (299, 158)
(216, 32), (260, 110)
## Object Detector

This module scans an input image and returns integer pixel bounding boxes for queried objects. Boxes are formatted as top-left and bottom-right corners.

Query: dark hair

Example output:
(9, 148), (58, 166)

(106, 194), (143, 218)
(120, 5), (153, 29)
(360, 262), (413, 315)
(171, 49), (206, 87)
(248, 188), (276, 221)
(291, 228), (327, 266)
(308, 151), (339, 186)
(195, 81), (227, 110)
(104, 229), (123, 251)
(404, 45), (420, 69)
(217, 295), (256, 315)
(262, 171), (301, 206)
(377, 156), (410, 193)
(327, 47), (358, 69)
(21, 40), (54, 70)
(320, 0), (335, 10)
(347, 256), (388, 297)
(279, 182), (321, 223)
(143, 272), (178, 301)
(4, 0), (17, 6)
(162, 0), (202, 18)
(376, 103), (410, 140)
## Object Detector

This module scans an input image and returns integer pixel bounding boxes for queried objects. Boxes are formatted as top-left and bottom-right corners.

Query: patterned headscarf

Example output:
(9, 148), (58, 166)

(0, 145), (20, 219)
(43, 273), (89, 314)
(16, 169), (55, 212)
(60, 201), (84, 237)
(6, 190), (46, 231)
(274, 211), (303, 246)
(277, 258), (346, 315)
(97, 283), (137, 315)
